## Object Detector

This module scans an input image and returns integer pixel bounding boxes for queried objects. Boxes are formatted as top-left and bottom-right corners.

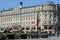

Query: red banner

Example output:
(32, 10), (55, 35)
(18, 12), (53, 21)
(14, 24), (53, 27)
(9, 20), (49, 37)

(31, 21), (35, 24)
(37, 19), (40, 27)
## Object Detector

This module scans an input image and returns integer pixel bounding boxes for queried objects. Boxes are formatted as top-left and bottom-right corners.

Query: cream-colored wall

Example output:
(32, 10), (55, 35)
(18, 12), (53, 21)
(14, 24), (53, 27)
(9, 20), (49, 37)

(0, 2), (59, 33)
(20, 12), (37, 31)
(0, 8), (20, 27)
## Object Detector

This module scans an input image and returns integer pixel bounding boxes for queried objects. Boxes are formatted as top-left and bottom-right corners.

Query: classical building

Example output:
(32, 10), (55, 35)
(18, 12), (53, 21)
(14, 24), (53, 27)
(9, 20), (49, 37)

(0, 1), (60, 34)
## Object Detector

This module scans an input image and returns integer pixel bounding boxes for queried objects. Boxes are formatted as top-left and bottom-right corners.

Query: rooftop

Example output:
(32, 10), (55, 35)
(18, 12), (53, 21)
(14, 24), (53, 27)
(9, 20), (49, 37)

(0, 1), (59, 12)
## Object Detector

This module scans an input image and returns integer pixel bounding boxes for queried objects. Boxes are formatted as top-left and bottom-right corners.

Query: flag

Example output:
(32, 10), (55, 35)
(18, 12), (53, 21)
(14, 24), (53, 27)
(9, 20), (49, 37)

(37, 19), (40, 27)
(31, 21), (35, 24)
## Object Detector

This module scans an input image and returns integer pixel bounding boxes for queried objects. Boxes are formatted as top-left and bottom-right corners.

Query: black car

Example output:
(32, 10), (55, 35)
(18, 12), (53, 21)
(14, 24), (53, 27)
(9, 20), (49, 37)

(40, 31), (48, 38)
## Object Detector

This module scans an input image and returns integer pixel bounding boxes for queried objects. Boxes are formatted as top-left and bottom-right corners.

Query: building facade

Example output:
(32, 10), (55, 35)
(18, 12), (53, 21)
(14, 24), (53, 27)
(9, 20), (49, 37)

(0, 1), (60, 34)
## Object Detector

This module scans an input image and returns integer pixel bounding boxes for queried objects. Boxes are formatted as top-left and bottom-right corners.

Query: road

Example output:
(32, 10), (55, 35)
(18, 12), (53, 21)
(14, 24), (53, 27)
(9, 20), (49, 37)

(13, 37), (60, 40)
(4, 37), (60, 40)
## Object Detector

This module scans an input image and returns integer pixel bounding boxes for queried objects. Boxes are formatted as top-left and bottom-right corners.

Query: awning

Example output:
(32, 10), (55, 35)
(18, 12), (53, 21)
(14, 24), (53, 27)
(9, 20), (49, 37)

(5, 27), (12, 30)
(0, 27), (4, 31)
(31, 26), (35, 29)
(26, 26), (30, 28)
(12, 26), (19, 30)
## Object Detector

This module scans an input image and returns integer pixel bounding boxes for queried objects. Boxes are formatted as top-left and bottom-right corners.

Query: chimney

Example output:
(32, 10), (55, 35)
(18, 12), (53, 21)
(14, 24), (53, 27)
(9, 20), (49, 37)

(20, 2), (23, 8)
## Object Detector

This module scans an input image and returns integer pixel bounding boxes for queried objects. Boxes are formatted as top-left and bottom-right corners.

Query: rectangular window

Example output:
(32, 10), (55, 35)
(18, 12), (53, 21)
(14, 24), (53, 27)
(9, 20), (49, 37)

(45, 20), (47, 23)
(49, 21), (51, 24)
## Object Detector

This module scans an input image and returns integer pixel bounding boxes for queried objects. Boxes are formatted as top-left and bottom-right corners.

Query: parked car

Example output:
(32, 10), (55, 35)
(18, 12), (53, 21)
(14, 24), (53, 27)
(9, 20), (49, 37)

(40, 31), (48, 38)
(1, 33), (6, 39)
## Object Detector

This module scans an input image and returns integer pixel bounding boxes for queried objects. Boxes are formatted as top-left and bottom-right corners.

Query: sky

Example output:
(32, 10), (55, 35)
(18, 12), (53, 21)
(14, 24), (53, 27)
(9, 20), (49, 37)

(0, 0), (60, 10)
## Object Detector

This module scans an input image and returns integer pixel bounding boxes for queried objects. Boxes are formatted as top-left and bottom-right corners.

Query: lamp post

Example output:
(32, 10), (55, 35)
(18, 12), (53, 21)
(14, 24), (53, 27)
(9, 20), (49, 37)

(19, 2), (23, 31)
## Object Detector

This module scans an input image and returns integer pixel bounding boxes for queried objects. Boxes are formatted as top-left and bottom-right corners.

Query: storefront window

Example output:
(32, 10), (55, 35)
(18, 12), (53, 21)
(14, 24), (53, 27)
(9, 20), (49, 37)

(22, 28), (25, 30)
(49, 26), (52, 29)
(26, 28), (30, 30)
